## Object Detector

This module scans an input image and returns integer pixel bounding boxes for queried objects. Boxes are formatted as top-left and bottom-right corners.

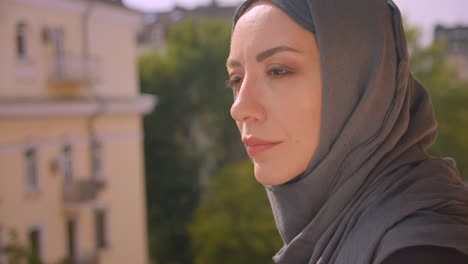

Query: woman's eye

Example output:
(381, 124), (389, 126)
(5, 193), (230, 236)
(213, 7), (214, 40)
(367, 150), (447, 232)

(225, 76), (243, 99)
(267, 67), (291, 77)
(225, 76), (242, 89)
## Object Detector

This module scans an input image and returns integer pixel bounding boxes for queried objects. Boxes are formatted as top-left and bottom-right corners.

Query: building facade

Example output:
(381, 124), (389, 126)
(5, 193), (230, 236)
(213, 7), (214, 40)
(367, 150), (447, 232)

(0, 0), (155, 263)
(435, 24), (468, 80)
(137, 0), (236, 54)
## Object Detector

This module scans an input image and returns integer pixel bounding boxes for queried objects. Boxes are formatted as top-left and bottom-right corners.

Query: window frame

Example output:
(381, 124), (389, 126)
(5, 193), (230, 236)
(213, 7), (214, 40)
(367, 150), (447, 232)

(16, 21), (28, 60)
(91, 138), (104, 181)
(62, 144), (73, 185)
(0, 227), (4, 264)
(25, 147), (39, 193)
(94, 208), (109, 250)
(28, 225), (44, 263)
(66, 218), (79, 263)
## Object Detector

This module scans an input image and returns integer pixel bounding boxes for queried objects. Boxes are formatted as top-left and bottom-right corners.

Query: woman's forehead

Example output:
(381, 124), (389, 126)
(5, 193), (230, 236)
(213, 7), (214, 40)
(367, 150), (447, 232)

(229, 3), (314, 60)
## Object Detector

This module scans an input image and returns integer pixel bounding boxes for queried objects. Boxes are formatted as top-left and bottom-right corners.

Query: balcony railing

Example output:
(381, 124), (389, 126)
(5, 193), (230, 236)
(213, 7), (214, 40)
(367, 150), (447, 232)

(79, 252), (99, 264)
(63, 178), (106, 205)
(47, 54), (99, 90)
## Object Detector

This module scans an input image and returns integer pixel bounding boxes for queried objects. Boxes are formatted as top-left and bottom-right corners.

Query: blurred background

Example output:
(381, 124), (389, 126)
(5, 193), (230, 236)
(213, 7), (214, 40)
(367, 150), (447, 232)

(0, 0), (467, 263)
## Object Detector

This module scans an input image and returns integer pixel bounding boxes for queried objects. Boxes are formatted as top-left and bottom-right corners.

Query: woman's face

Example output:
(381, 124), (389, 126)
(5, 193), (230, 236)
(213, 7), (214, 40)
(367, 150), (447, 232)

(227, 1), (322, 185)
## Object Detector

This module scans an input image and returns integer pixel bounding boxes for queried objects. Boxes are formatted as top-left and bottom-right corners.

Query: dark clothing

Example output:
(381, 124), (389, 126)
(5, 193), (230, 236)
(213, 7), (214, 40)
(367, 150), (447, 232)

(382, 246), (468, 264)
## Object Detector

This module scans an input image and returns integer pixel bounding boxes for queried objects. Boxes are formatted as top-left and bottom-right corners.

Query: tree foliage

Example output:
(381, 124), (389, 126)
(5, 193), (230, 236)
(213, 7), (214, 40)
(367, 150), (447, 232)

(140, 18), (244, 264)
(407, 26), (468, 178)
(189, 161), (282, 264)
(2, 230), (71, 264)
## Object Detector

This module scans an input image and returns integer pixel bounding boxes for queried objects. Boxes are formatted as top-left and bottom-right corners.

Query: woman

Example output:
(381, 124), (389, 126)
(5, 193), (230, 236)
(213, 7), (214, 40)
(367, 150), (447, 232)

(226, 0), (468, 263)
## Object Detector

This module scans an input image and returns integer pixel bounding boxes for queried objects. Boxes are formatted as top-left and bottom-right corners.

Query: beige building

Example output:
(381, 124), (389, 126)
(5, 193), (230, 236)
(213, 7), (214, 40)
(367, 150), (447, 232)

(0, 0), (155, 263)
(137, 1), (236, 54)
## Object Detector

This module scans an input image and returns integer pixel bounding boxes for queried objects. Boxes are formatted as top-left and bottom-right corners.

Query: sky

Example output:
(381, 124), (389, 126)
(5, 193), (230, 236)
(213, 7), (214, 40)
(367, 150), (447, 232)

(123, 0), (468, 45)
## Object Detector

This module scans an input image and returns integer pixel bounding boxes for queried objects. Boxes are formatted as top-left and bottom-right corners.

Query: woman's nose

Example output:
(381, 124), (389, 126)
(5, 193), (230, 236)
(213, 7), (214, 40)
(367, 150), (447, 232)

(230, 77), (266, 123)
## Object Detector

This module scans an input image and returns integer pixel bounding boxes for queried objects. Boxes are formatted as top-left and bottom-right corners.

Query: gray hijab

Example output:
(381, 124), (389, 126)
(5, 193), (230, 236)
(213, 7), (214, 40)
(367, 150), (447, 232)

(233, 0), (468, 263)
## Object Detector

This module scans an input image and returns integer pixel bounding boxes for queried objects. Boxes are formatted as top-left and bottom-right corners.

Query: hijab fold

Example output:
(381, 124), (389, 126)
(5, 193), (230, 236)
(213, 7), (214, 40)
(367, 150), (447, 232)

(233, 0), (468, 263)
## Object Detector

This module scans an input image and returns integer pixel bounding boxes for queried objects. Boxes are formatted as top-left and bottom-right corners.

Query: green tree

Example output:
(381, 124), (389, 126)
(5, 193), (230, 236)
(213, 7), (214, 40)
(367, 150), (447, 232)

(2, 230), (71, 264)
(407, 26), (468, 179)
(140, 18), (244, 264)
(190, 161), (282, 264)
(141, 51), (199, 264)
(3, 230), (31, 264)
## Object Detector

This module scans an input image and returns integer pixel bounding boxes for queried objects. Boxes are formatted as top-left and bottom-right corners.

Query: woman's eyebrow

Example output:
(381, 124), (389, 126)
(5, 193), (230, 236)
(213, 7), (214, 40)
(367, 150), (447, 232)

(256, 46), (302, 62)
(226, 59), (241, 69)
(226, 45), (302, 69)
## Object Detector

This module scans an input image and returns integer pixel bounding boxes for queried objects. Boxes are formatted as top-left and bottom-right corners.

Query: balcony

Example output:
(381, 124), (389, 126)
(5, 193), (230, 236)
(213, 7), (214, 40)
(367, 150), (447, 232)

(77, 252), (99, 264)
(63, 178), (106, 206)
(47, 54), (99, 96)
(64, 252), (99, 264)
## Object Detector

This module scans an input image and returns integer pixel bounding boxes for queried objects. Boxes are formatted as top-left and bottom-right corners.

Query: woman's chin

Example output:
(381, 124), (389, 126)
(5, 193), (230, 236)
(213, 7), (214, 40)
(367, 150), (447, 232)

(253, 163), (299, 186)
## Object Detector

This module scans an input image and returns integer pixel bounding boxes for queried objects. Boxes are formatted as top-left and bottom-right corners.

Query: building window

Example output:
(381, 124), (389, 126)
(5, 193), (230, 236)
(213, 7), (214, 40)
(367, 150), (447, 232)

(91, 139), (103, 180)
(63, 145), (73, 184)
(28, 227), (42, 263)
(95, 209), (108, 250)
(51, 28), (65, 80)
(16, 22), (28, 59)
(25, 148), (39, 192)
(0, 228), (4, 264)
(66, 219), (77, 263)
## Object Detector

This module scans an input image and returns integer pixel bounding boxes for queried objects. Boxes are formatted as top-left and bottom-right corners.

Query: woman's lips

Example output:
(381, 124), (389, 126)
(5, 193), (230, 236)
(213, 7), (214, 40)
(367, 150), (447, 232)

(242, 137), (281, 156)
(245, 143), (280, 156)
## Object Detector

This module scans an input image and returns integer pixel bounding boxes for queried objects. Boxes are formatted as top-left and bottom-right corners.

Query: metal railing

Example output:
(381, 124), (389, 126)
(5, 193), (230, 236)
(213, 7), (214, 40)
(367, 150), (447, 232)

(48, 54), (99, 85)
(63, 178), (106, 204)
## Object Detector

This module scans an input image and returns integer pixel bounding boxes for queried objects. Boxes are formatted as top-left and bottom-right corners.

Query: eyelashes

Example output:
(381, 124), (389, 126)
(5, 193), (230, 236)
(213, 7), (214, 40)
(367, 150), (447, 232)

(225, 76), (241, 99)
(267, 66), (293, 77)
(226, 65), (294, 99)
(225, 76), (242, 90)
